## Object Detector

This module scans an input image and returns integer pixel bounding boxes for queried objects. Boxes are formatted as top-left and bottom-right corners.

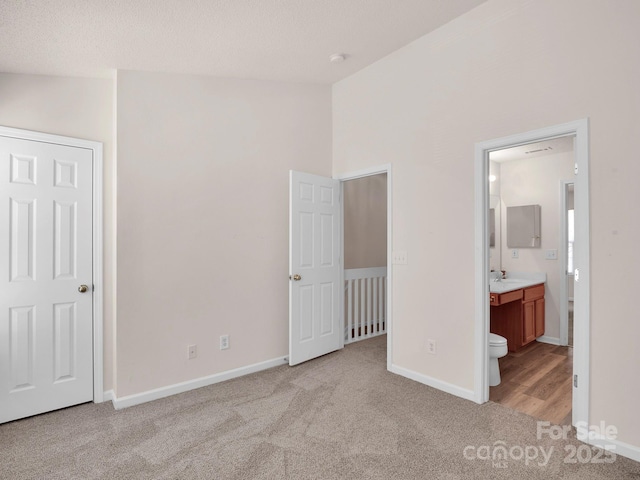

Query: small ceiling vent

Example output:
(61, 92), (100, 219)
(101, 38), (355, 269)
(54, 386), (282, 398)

(525, 146), (553, 155)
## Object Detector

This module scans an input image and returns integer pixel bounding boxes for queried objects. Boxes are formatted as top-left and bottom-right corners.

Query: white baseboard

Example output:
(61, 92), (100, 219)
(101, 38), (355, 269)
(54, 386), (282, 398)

(102, 389), (115, 403)
(390, 364), (475, 402)
(111, 356), (288, 410)
(587, 433), (640, 463)
(537, 335), (561, 346)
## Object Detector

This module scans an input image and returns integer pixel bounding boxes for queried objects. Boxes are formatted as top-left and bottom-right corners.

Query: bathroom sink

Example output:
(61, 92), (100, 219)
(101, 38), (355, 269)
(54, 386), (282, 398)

(489, 275), (545, 293)
(490, 282), (523, 293)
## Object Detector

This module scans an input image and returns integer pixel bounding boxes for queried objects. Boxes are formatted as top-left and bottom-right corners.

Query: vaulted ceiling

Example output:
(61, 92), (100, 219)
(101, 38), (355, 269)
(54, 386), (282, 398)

(0, 0), (487, 83)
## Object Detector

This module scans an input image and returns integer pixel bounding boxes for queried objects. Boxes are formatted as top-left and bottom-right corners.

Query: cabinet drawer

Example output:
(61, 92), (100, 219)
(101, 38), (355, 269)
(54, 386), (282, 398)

(490, 289), (523, 306)
(524, 284), (545, 301)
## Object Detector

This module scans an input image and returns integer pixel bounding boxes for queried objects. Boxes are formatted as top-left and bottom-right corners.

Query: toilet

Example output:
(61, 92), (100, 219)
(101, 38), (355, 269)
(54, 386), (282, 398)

(489, 333), (508, 386)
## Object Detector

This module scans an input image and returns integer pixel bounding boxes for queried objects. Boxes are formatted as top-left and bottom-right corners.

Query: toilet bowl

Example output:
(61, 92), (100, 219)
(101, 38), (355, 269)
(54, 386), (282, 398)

(489, 333), (508, 387)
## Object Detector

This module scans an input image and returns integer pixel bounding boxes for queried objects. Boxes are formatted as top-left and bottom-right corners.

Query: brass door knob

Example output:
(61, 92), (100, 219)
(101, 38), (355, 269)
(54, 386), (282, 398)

(290, 274), (302, 281)
(78, 285), (89, 293)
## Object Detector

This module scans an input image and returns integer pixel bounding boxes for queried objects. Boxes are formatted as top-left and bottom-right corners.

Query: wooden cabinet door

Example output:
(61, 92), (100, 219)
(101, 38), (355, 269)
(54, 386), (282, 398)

(523, 301), (536, 345)
(535, 297), (545, 337)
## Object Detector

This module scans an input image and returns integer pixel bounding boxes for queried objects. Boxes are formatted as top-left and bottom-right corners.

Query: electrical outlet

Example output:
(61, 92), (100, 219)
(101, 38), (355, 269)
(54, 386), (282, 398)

(511, 249), (519, 259)
(188, 344), (197, 359)
(427, 339), (437, 355)
(220, 335), (230, 350)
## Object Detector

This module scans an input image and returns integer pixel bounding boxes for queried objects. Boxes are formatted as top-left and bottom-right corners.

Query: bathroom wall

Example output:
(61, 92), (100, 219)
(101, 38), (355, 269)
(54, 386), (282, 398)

(500, 152), (574, 340)
(343, 174), (387, 269)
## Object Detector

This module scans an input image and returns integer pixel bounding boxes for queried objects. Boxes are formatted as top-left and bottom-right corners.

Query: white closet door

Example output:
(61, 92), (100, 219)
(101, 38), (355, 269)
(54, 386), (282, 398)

(0, 135), (93, 423)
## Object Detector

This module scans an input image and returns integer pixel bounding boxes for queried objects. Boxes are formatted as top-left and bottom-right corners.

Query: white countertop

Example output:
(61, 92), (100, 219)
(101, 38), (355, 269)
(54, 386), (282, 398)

(489, 272), (546, 294)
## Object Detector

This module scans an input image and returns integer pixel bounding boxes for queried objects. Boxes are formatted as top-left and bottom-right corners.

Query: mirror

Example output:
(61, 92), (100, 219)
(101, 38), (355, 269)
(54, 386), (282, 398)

(507, 204), (541, 247)
(489, 195), (501, 271)
(489, 159), (502, 272)
(489, 208), (495, 247)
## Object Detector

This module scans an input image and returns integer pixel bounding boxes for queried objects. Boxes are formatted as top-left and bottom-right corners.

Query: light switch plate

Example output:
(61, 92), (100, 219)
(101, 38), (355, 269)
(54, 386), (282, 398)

(545, 249), (558, 260)
(511, 249), (519, 259)
(392, 251), (408, 264)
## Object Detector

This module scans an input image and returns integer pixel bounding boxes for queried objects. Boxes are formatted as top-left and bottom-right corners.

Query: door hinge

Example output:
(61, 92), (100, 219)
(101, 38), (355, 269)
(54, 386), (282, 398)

(574, 374), (578, 388)
(574, 163), (579, 175)
(574, 268), (580, 282)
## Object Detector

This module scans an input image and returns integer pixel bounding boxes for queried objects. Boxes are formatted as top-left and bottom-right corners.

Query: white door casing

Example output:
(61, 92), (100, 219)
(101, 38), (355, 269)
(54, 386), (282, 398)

(289, 171), (342, 366)
(0, 134), (94, 423)
(335, 164), (393, 372)
(474, 119), (590, 432)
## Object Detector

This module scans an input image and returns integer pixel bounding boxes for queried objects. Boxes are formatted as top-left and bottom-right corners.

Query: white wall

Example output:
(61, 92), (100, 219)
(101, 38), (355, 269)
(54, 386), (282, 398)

(0, 73), (116, 393)
(116, 70), (332, 397)
(344, 174), (387, 269)
(500, 152), (574, 340)
(333, 0), (640, 448)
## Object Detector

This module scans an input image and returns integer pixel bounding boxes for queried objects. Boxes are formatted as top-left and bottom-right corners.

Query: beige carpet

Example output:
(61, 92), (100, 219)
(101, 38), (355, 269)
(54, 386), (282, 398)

(1, 335), (639, 479)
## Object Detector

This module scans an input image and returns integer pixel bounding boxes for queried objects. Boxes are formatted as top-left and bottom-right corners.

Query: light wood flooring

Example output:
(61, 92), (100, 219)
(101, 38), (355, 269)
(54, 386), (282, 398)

(490, 341), (573, 425)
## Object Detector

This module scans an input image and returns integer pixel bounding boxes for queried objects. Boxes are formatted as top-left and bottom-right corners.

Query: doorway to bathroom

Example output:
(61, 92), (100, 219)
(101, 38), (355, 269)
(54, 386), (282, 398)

(474, 120), (590, 432)
(486, 136), (574, 425)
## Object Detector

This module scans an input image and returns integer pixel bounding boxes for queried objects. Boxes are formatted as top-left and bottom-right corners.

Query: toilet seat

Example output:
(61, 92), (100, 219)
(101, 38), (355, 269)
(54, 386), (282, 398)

(489, 333), (507, 346)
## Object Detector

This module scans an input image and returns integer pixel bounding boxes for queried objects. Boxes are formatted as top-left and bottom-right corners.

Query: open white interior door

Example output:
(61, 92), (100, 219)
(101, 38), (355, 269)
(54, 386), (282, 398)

(289, 171), (342, 366)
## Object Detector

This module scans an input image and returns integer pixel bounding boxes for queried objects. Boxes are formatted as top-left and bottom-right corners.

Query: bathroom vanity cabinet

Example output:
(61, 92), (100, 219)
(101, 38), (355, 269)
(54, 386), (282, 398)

(490, 283), (545, 352)
(522, 284), (545, 345)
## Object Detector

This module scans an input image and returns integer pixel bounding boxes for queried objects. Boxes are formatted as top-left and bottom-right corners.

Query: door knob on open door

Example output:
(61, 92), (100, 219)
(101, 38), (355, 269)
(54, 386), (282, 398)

(78, 285), (89, 293)
(290, 274), (302, 281)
